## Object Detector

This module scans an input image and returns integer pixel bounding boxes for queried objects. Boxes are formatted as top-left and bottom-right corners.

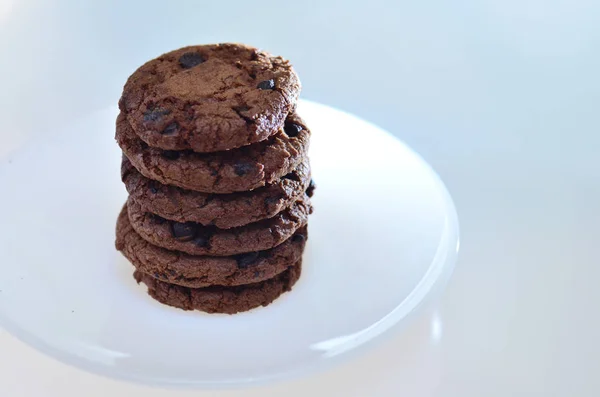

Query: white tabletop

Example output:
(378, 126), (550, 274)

(1, 0), (599, 395)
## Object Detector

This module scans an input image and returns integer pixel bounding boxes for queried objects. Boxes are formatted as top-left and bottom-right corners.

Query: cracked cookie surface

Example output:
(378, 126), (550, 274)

(116, 111), (310, 194)
(115, 205), (307, 288)
(121, 156), (312, 228)
(119, 43), (300, 153)
(134, 259), (302, 314)
(127, 194), (312, 256)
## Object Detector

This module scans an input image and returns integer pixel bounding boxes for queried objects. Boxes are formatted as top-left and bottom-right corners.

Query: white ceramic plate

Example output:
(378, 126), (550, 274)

(0, 100), (459, 388)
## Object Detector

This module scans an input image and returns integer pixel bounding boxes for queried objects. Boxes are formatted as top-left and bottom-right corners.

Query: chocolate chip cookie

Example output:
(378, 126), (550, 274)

(116, 111), (310, 194)
(121, 156), (312, 229)
(115, 205), (307, 288)
(134, 259), (301, 314)
(127, 194), (312, 256)
(119, 43), (300, 153)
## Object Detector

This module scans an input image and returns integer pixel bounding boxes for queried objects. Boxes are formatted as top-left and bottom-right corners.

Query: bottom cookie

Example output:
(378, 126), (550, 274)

(134, 260), (302, 314)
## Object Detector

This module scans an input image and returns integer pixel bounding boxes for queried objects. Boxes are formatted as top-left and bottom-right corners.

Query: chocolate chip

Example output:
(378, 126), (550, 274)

(257, 79), (275, 90)
(282, 172), (301, 182)
(162, 122), (179, 135)
(162, 150), (180, 160)
(148, 181), (159, 194)
(167, 269), (177, 276)
(143, 108), (170, 123)
(306, 179), (316, 197)
(193, 233), (211, 248)
(150, 214), (166, 225)
(284, 122), (303, 137)
(139, 141), (149, 150)
(264, 196), (281, 206)
(234, 162), (253, 176)
(253, 270), (261, 278)
(179, 52), (205, 69)
(292, 233), (306, 243)
(153, 272), (167, 280)
(170, 222), (197, 242)
(236, 252), (260, 268)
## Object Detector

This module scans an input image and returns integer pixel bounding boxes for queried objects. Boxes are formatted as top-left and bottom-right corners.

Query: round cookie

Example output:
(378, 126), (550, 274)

(116, 111), (310, 194)
(115, 205), (307, 288)
(121, 156), (312, 229)
(119, 43), (301, 153)
(133, 259), (302, 314)
(127, 194), (312, 256)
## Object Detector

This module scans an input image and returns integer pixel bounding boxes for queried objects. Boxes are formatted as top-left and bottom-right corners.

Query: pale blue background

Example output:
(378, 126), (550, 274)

(2, 0), (598, 169)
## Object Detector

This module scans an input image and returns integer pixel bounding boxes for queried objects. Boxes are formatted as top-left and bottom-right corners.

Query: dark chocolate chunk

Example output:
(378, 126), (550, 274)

(306, 179), (316, 197)
(292, 233), (306, 243)
(148, 181), (159, 194)
(193, 233), (211, 248)
(282, 172), (301, 182)
(179, 52), (205, 69)
(264, 196), (281, 206)
(162, 150), (181, 160)
(143, 107), (171, 123)
(236, 252), (260, 268)
(257, 79), (275, 90)
(171, 222), (198, 242)
(150, 214), (166, 225)
(162, 122), (179, 135)
(234, 162), (253, 176)
(284, 122), (302, 138)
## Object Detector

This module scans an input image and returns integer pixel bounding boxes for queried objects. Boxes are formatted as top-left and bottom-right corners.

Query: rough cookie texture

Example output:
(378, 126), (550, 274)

(134, 259), (302, 314)
(121, 156), (311, 228)
(127, 194), (312, 256)
(116, 205), (307, 288)
(116, 111), (310, 194)
(119, 43), (301, 153)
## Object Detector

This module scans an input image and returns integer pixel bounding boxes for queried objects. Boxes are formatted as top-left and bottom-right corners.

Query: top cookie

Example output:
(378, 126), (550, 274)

(119, 43), (301, 153)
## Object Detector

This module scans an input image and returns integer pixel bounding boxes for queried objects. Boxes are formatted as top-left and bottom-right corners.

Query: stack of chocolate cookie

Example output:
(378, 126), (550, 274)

(114, 44), (313, 314)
